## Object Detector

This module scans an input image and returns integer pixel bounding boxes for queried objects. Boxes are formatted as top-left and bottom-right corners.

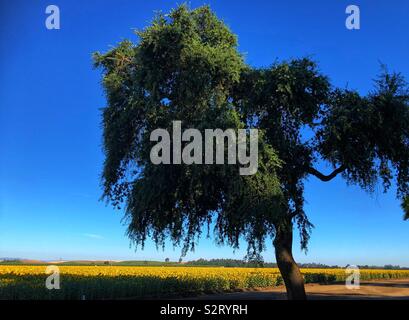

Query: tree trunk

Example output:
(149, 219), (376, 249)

(274, 218), (307, 300)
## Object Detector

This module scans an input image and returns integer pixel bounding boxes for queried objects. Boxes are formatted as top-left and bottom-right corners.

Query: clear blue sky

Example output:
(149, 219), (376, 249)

(1, 0), (408, 266)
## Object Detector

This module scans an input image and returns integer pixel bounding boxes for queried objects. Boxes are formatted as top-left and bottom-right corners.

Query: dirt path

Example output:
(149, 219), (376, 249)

(189, 279), (409, 300)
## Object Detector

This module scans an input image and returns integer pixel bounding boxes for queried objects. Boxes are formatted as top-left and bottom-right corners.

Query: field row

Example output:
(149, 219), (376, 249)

(1, 266), (409, 299)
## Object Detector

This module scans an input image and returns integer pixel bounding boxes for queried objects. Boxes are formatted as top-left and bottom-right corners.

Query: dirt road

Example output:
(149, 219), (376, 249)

(189, 279), (409, 300)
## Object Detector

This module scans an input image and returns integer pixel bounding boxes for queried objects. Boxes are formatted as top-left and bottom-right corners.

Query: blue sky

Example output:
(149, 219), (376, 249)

(0, 0), (408, 266)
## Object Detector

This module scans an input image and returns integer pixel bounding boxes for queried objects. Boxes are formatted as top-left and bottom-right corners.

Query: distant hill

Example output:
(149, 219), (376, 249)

(57, 260), (182, 266)
(0, 258), (181, 266)
(0, 258), (47, 265)
(1, 258), (407, 269)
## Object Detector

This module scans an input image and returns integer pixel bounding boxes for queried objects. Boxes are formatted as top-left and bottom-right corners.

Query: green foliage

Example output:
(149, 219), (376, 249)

(402, 197), (409, 220)
(95, 4), (283, 257)
(185, 258), (273, 268)
(317, 69), (409, 196)
(233, 59), (330, 249)
(95, 4), (409, 258)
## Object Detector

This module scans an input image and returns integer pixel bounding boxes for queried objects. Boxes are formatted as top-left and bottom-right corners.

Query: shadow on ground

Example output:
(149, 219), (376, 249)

(186, 279), (409, 300)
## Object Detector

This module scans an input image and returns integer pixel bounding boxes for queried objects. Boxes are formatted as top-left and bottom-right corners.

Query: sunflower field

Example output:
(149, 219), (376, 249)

(1, 265), (409, 299)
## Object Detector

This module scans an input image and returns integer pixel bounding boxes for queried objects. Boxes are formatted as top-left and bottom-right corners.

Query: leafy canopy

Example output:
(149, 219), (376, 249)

(94, 4), (409, 257)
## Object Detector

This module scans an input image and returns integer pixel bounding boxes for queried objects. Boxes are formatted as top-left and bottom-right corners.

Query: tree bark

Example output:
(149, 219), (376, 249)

(274, 218), (307, 300)
(307, 165), (346, 182)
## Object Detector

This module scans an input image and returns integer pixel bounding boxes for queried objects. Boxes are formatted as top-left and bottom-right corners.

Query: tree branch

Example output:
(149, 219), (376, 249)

(307, 165), (346, 182)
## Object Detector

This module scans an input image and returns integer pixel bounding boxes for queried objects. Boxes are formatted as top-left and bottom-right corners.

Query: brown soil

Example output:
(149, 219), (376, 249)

(188, 279), (409, 300)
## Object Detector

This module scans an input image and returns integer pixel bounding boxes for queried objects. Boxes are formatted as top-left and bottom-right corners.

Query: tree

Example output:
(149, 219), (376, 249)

(94, 5), (409, 299)
(165, 258), (170, 263)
